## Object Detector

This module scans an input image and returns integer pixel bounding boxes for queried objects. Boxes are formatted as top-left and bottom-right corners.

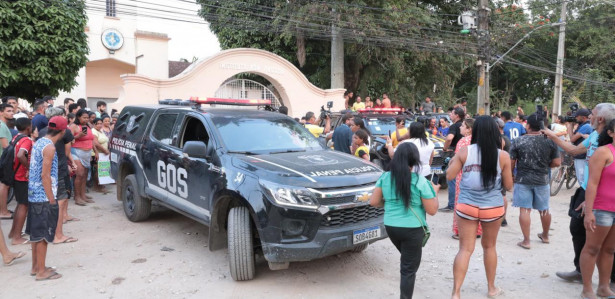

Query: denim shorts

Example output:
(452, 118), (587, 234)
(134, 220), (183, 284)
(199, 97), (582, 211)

(512, 184), (550, 211)
(593, 210), (615, 227)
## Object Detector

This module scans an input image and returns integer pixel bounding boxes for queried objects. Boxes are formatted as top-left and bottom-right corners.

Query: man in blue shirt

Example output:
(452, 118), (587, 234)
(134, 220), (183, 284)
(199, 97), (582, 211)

(329, 113), (353, 154)
(568, 108), (593, 184)
(31, 100), (48, 134)
(543, 103), (615, 284)
(501, 111), (526, 140)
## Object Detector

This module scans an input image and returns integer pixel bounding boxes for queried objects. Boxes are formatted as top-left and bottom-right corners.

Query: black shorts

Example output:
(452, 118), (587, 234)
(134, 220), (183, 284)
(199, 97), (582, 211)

(26, 202), (59, 243)
(56, 177), (69, 200)
(14, 180), (29, 205)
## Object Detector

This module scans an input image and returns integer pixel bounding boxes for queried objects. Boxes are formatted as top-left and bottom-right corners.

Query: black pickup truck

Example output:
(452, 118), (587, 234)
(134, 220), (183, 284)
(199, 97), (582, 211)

(109, 100), (386, 280)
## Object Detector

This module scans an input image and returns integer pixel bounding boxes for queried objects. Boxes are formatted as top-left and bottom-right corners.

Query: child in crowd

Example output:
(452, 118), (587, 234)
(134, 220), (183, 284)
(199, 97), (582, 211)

(353, 129), (370, 161)
(8, 118), (33, 245)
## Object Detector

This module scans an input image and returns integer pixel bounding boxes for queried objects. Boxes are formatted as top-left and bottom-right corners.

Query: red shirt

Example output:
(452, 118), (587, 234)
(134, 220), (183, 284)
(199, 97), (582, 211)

(13, 134), (32, 182)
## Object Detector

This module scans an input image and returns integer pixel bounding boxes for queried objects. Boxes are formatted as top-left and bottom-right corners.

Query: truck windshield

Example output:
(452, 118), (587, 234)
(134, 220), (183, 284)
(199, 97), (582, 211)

(364, 117), (411, 136)
(212, 116), (324, 154)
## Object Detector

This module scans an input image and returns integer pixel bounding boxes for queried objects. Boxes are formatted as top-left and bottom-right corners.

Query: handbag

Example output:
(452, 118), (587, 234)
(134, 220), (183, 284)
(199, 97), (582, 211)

(568, 187), (585, 219)
(408, 205), (431, 247)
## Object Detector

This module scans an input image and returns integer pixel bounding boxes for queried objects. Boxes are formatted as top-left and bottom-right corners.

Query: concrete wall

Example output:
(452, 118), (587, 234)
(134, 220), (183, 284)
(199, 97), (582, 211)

(86, 59), (135, 99)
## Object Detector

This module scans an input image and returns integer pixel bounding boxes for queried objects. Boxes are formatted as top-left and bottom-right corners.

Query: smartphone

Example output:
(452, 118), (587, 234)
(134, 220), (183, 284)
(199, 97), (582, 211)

(81, 126), (88, 134)
(429, 173), (439, 185)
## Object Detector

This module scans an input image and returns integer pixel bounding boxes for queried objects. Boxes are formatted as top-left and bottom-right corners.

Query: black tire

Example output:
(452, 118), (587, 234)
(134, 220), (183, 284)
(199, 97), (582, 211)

(228, 206), (255, 281)
(550, 166), (565, 196)
(122, 174), (151, 222)
(352, 243), (368, 253)
(566, 167), (578, 190)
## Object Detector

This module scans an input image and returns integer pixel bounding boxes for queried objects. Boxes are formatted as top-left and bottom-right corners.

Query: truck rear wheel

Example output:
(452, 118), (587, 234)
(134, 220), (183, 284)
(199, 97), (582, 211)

(228, 206), (255, 281)
(122, 174), (151, 222)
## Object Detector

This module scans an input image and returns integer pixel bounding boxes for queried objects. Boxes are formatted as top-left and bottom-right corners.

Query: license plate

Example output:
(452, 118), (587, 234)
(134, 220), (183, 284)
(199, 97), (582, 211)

(353, 226), (380, 244)
(431, 168), (443, 174)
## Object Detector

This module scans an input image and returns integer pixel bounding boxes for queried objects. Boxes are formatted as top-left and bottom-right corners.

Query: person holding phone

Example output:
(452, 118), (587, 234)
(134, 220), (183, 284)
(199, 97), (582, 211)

(70, 109), (94, 206)
(370, 142), (439, 299)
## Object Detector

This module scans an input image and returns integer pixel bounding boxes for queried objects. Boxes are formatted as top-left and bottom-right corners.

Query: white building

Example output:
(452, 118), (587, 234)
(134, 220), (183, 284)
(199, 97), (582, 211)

(58, 0), (218, 108)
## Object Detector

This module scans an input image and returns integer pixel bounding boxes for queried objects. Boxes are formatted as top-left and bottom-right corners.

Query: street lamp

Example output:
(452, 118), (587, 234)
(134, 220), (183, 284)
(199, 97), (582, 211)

(483, 22), (563, 114)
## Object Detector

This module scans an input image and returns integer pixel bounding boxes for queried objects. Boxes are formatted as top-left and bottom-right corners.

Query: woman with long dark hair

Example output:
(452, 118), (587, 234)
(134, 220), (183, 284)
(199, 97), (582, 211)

(446, 116), (513, 299)
(452, 118), (482, 239)
(580, 119), (615, 299)
(70, 109), (94, 206)
(370, 142), (439, 299)
(387, 122), (434, 178)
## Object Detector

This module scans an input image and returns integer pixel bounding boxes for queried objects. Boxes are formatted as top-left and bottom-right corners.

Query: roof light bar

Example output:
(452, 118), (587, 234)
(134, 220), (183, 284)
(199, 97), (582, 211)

(357, 108), (405, 114)
(189, 97), (272, 106)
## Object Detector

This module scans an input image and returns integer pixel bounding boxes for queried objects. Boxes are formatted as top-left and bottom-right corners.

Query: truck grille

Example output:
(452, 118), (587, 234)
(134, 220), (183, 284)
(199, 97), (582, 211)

(320, 205), (384, 227)
(432, 156), (444, 166)
(317, 195), (355, 205)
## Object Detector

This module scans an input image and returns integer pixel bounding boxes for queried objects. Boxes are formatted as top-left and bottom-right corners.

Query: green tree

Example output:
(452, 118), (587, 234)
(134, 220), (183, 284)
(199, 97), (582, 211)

(197, 0), (472, 109)
(0, 0), (89, 101)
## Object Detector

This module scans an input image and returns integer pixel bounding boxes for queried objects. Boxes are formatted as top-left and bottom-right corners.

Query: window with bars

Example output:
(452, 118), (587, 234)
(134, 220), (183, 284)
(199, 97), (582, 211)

(106, 0), (116, 17)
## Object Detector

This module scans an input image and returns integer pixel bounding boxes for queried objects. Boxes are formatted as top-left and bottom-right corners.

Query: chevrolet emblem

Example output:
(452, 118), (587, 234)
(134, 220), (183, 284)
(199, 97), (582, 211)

(356, 193), (370, 202)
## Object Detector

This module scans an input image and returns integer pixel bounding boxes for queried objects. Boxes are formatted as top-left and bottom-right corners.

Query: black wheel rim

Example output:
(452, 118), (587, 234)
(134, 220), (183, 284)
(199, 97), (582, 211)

(125, 184), (135, 213)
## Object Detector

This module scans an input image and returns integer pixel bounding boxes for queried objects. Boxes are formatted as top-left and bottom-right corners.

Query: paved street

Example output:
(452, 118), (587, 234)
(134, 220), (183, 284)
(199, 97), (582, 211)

(0, 185), (587, 298)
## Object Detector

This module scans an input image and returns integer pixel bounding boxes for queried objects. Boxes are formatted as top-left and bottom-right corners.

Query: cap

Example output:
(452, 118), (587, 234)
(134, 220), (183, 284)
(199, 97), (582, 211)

(573, 108), (591, 117)
(48, 116), (68, 131)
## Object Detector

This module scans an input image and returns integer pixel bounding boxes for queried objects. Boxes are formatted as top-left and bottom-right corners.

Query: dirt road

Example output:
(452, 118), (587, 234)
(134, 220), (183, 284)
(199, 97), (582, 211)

(0, 186), (587, 298)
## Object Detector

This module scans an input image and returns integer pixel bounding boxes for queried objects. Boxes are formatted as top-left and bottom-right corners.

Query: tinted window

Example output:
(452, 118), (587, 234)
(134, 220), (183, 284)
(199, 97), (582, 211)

(211, 116), (323, 154)
(179, 117), (209, 148)
(152, 114), (177, 145)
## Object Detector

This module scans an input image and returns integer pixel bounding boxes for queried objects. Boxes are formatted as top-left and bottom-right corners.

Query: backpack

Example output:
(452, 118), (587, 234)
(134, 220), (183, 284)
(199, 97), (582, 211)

(0, 134), (27, 186)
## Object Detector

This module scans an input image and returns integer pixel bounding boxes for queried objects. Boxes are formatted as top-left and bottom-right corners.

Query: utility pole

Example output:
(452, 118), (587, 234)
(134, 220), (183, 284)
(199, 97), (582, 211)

(476, 0), (490, 115)
(552, 1), (567, 116)
(330, 9), (344, 89)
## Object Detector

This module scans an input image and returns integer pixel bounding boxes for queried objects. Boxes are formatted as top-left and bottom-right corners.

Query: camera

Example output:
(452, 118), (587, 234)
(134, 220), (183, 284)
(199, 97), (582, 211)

(319, 101), (334, 119)
(564, 103), (579, 122)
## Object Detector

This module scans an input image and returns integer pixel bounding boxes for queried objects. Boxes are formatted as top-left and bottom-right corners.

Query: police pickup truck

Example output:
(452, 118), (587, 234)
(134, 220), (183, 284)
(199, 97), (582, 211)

(109, 98), (386, 281)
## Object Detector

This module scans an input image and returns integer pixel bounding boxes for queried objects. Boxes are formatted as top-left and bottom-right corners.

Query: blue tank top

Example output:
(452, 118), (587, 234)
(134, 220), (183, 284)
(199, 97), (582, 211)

(28, 137), (58, 203)
(457, 144), (503, 207)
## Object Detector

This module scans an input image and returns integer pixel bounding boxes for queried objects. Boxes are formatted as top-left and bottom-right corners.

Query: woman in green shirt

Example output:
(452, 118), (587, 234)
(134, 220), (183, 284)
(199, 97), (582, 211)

(370, 142), (440, 299)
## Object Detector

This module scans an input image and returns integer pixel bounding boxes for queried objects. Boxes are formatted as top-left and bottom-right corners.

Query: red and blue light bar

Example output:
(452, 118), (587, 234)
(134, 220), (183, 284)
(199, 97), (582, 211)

(189, 97), (272, 106)
(357, 107), (405, 114)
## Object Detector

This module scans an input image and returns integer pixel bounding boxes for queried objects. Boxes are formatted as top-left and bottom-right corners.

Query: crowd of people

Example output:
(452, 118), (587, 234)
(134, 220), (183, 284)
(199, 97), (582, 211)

(0, 95), (117, 281)
(349, 99), (614, 299)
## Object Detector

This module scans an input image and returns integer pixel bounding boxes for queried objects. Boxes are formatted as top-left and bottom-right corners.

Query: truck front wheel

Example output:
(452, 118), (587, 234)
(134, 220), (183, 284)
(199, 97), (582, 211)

(122, 174), (151, 222)
(228, 206), (255, 281)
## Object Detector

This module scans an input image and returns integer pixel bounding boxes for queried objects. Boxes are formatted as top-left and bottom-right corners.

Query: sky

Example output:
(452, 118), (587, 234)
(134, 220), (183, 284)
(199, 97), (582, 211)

(87, 0), (221, 61)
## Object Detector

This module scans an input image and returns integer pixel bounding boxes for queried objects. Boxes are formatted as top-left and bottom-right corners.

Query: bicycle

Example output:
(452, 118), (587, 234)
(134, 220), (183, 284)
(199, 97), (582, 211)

(550, 154), (577, 196)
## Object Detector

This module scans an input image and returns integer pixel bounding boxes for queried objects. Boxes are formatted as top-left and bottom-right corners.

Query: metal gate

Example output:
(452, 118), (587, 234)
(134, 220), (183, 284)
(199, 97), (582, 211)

(214, 79), (282, 109)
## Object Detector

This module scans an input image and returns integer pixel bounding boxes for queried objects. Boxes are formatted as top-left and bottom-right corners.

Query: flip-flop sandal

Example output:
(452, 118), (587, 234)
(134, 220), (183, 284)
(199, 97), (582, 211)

(65, 217), (80, 222)
(53, 237), (78, 245)
(517, 242), (531, 250)
(538, 233), (550, 244)
(4, 251), (26, 266)
(35, 271), (62, 281)
(31, 267), (55, 276)
(0, 210), (14, 220)
(74, 201), (87, 206)
(12, 239), (29, 245)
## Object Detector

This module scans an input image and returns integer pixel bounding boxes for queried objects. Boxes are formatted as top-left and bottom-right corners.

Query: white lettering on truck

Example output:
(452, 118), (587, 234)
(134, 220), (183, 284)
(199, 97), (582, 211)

(157, 161), (188, 198)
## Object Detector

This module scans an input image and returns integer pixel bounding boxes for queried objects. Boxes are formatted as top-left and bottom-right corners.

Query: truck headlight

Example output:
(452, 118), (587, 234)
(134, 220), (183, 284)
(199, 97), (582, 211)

(260, 180), (319, 210)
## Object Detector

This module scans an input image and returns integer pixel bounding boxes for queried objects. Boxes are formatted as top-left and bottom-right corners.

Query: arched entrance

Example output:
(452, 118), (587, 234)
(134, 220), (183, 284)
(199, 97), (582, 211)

(114, 48), (345, 117)
(215, 78), (282, 108)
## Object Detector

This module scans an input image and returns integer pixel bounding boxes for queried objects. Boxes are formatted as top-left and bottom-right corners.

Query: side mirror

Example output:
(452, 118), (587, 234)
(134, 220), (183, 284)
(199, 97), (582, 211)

(183, 141), (208, 159)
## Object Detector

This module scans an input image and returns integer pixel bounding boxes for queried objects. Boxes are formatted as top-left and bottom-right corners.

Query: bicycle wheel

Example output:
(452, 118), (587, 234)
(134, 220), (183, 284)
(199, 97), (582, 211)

(566, 167), (578, 189)
(550, 166), (566, 196)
